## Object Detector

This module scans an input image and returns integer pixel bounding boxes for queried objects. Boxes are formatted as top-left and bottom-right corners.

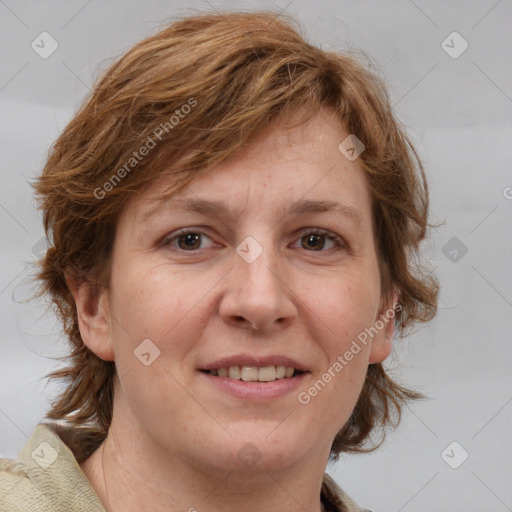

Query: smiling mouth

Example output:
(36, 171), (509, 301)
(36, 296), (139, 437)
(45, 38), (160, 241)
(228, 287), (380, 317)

(199, 365), (306, 382)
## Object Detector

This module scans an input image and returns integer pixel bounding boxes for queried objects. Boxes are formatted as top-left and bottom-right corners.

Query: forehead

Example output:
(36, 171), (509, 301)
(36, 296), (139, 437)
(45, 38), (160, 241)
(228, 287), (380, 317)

(128, 109), (373, 226)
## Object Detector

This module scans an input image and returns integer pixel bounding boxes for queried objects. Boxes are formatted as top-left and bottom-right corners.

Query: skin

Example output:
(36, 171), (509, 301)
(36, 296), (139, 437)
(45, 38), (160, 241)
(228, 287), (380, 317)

(71, 108), (397, 512)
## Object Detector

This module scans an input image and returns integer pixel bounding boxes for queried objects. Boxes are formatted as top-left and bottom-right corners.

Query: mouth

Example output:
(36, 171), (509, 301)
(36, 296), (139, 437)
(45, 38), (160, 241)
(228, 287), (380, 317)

(198, 355), (310, 399)
(199, 365), (307, 382)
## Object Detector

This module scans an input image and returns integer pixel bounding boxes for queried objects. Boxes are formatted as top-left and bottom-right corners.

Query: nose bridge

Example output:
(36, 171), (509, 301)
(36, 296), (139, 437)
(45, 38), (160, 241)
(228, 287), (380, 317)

(236, 234), (281, 295)
(220, 232), (295, 330)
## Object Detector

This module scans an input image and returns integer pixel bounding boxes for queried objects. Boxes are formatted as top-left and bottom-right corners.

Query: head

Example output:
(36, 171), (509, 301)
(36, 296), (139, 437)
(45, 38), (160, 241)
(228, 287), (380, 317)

(34, 11), (438, 466)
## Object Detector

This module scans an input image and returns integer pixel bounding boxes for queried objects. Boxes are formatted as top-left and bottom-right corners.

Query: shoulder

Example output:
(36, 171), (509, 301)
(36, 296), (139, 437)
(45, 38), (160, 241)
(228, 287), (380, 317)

(322, 472), (375, 512)
(0, 423), (105, 512)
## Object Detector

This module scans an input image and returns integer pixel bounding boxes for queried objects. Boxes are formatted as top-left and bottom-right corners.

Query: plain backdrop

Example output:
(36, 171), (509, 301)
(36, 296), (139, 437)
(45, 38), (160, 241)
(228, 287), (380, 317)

(1, 1), (511, 511)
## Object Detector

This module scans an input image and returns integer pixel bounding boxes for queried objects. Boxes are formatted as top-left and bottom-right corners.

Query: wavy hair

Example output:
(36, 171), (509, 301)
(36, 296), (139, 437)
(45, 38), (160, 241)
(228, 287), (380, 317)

(33, 10), (439, 462)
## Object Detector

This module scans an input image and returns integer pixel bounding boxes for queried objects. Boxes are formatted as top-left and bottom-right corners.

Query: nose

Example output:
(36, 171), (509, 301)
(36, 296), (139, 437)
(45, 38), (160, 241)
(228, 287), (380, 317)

(218, 241), (297, 332)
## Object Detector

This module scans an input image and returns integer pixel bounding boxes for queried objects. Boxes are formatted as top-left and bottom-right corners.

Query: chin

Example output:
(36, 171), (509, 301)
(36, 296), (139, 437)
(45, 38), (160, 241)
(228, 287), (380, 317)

(217, 429), (313, 473)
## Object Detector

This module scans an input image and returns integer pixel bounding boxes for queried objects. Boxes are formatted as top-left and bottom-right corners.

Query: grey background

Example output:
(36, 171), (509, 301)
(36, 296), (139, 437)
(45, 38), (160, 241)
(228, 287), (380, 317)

(1, 1), (511, 511)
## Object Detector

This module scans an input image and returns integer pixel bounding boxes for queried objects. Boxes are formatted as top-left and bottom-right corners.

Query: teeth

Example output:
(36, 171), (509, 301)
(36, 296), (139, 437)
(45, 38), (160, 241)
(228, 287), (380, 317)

(228, 366), (241, 379)
(241, 366), (258, 381)
(208, 365), (299, 382)
(257, 366), (276, 382)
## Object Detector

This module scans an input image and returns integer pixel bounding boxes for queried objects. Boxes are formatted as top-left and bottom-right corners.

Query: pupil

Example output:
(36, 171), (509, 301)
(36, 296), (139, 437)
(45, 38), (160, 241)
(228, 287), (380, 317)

(305, 234), (323, 251)
(179, 233), (200, 250)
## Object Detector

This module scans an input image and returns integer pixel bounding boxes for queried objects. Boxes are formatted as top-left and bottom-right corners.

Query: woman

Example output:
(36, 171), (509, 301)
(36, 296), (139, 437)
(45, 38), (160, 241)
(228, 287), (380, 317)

(0, 10), (438, 512)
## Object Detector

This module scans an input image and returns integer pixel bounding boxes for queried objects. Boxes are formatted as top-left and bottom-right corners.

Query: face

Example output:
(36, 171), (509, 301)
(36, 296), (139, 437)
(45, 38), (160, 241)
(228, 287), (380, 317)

(84, 108), (396, 474)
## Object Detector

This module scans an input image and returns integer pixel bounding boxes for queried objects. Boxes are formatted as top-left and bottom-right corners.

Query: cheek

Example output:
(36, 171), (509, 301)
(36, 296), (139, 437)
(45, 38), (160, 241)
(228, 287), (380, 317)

(107, 263), (192, 356)
(307, 270), (380, 343)
(111, 257), (196, 324)
(106, 265), (209, 411)
(306, 271), (379, 401)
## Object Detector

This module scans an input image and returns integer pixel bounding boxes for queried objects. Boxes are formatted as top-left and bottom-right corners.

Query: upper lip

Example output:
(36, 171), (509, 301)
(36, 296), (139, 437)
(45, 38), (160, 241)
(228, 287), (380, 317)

(199, 354), (309, 372)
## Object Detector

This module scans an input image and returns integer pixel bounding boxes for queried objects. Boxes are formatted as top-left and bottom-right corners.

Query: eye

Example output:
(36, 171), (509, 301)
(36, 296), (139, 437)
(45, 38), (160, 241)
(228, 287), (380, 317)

(161, 227), (346, 254)
(161, 229), (217, 251)
(291, 228), (345, 252)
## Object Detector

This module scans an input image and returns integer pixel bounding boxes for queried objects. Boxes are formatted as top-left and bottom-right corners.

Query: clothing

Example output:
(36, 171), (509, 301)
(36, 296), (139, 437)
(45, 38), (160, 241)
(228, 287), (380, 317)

(0, 424), (372, 512)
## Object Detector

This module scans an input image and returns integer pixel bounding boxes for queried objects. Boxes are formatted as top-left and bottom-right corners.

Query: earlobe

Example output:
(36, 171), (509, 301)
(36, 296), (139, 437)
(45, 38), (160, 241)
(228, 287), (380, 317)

(65, 273), (115, 361)
(368, 289), (399, 364)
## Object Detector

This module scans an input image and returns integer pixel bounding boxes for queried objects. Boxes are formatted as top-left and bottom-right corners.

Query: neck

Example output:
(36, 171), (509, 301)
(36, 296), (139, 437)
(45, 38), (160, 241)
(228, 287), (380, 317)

(79, 408), (330, 512)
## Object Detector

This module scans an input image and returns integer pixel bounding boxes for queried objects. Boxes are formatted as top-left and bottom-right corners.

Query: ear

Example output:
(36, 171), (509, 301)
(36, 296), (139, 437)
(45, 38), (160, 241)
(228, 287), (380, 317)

(65, 273), (115, 361)
(368, 288), (399, 364)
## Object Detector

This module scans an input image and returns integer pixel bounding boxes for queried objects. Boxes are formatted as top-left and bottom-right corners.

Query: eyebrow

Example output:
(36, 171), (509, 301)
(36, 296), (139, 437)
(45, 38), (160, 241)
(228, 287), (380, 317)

(140, 197), (364, 227)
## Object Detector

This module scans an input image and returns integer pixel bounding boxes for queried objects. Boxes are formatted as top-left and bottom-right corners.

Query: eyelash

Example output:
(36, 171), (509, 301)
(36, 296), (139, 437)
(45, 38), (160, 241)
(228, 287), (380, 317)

(161, 228), (346, 254)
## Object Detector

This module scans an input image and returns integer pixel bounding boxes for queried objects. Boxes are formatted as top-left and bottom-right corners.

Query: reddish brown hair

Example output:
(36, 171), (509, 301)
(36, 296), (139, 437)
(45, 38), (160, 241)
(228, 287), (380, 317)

(33, 10), (438, 462)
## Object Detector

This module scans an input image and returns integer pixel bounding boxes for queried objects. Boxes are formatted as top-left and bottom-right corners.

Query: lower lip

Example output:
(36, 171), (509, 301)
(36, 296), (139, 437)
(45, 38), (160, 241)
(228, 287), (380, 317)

(198, 371), (308, 400)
